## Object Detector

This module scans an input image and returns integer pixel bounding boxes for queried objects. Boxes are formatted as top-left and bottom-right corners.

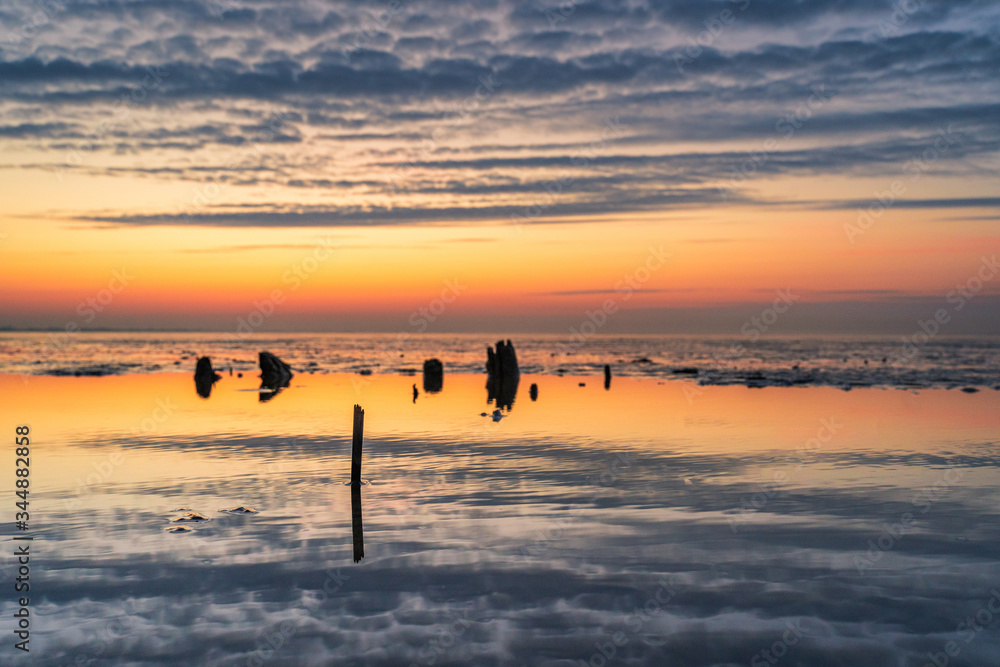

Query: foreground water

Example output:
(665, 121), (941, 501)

(2, 370), (999, 666)
(2, 332), (999, 390)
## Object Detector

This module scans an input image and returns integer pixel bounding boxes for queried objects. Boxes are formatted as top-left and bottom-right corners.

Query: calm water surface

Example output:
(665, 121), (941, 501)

(2, 332), (998, 390)
(2, 371), (999, 666)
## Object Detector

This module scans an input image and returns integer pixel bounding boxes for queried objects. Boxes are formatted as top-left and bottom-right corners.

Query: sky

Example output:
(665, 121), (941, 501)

(0, 0), (998, 334)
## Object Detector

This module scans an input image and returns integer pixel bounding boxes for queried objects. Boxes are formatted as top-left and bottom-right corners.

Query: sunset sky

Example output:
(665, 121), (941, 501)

(1, 0), (998, 333)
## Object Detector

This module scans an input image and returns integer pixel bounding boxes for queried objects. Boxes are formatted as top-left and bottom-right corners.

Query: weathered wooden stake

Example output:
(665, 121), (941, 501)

(604, 364), (612, 390)
(351, 404), (365, 485)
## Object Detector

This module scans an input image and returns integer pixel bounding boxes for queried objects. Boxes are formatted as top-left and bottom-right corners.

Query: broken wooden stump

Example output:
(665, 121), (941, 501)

(422, 358), (444, 393)
(194, 356), (221, 399)
(259, 351), (293, 386)
(486, 339), (520, 378)
(258, 351), (293, 402)
(486, 339), (520, 410)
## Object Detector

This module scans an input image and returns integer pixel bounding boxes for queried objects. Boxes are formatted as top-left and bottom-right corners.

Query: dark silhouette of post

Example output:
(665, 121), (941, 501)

(258, 351), (294, 403)
(351, 484), (365, 562)
(423, 358), (444, 393)
(486, 340), (520, 410)
(351, 404), (365, 485)
(194, 356), (221, 399)
(604, 364), (612, 390)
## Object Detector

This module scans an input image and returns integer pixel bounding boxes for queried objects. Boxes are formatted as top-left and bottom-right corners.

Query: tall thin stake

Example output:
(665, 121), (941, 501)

(351, 404), (365, 485)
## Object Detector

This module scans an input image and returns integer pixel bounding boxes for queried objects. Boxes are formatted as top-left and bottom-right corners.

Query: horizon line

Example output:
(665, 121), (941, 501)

(2, 327), (998, 338)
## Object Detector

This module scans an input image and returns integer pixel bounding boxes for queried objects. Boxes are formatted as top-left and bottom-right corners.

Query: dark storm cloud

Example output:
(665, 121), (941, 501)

(645, 0), (991, 29)
(509, 0), (651, 27)
(372, 130), (1000, 177)
(826, 197), (1000, 210)
(79, 187), (741, 227)
(649, 102), (1000, 141)
(3, 31), (996, 110)
(0, 121), (80, 137)
(76, 190), (1000, 229)
(0, 56), (144, 83)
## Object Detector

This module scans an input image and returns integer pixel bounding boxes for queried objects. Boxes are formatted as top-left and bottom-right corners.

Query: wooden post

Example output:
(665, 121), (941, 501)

(604, 364), (612, 390)
(351, 404), (364, 485)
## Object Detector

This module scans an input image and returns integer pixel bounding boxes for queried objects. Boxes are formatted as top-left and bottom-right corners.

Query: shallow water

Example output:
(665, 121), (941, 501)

(2, 371), (999, 666)
(2, 332), (999, 390)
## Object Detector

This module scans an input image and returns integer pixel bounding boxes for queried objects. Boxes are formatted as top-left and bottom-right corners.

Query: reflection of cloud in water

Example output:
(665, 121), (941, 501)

(15, 420), (1000, 666)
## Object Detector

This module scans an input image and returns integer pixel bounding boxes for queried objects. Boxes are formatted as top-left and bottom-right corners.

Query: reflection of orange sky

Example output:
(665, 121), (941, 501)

(3, 371), (998, 535)
(4, 372), (998, 498)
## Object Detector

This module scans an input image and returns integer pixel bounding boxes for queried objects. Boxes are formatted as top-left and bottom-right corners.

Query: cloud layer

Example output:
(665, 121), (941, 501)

(1, 0), (998, 227)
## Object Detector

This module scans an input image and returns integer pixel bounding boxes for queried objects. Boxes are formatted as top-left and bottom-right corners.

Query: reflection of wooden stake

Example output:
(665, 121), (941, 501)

(351, 484), (365, 563)
(351, 404), (364, 485)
